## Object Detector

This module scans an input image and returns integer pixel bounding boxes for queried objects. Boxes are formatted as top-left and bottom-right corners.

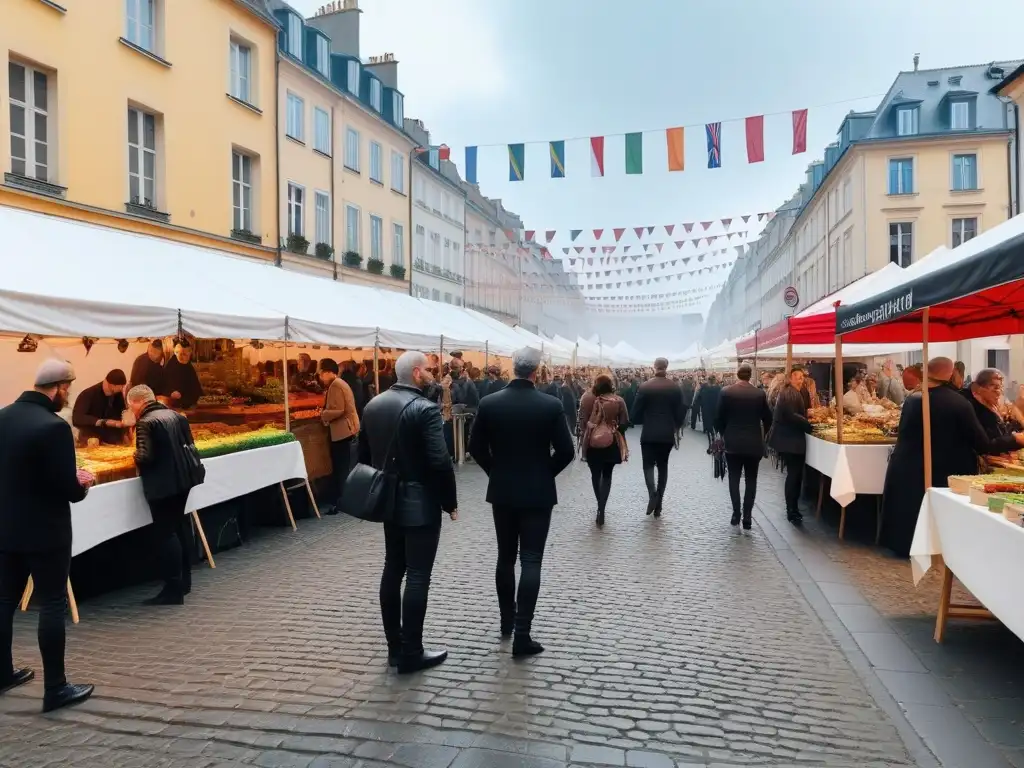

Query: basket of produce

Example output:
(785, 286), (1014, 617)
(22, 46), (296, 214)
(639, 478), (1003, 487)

(291, 422), (332, 480)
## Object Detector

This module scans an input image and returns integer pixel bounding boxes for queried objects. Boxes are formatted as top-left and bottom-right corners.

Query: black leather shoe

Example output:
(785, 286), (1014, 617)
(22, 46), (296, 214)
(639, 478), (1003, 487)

(42, 683), (94, 713)
(387, 655), (399, 668)
(397, 649), (447, 675)
(500, 620), (514, 638)
(653, 502), (662, 518)
(0, 668), (34, 695)
(512, 636), (545, 658)
(646, 496), (657, 516)
(143, 590), (183, 606)
(742, 518), (752, 531)
(787, 512), (803, 526)
(730, 511), (741, 526)
(596, 510), (605, 527)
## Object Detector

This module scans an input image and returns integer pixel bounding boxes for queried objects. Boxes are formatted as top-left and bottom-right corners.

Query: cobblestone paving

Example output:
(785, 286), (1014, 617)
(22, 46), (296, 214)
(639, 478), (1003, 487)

(0, 430), (919, 767)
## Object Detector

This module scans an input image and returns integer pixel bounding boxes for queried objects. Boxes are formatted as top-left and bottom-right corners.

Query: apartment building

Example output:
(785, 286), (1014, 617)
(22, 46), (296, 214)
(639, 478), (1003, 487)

(462, 193), (523, 322)
(2, 0), (280, 259)
(270, 0), (415, 291)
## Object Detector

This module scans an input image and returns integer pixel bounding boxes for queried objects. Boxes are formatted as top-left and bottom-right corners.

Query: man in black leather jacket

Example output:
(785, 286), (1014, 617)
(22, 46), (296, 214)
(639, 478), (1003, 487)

(357, 351), (457, 674)
(128, 385), (204, 606)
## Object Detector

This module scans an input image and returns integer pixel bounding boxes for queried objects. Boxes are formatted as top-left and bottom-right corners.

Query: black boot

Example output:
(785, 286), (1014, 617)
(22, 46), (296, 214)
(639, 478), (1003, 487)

(500, 603), (515, 638)
(143, 581), (184, 606)
(397, 649), (448, 674)
(511, 616), (544, 658)
(730, 510), (741, 526)
(0, 668), (34, 695)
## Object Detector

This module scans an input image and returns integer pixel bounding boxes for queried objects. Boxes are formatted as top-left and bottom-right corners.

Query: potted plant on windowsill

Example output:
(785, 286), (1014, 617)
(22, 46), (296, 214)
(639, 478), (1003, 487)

(390, 263), (407, 280)
(286, 234), (310, 254)
(314, 242), (334, 261)
(367, 257), (385, 275)
(343, 250), (363, 268)
(231, 228), (262, 244)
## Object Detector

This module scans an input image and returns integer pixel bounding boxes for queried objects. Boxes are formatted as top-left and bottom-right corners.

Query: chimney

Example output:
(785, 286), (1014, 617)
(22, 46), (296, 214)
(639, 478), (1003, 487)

(306, 1), (360, 57)
(365, 53), (399, 90)
(913, 53), (920, 72)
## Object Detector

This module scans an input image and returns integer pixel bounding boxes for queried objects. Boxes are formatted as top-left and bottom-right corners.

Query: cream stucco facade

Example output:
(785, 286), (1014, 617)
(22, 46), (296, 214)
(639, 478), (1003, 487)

(1, 0), (280, 260)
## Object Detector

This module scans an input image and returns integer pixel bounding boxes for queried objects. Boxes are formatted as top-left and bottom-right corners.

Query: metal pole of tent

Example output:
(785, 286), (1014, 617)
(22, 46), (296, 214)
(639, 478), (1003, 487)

(833, 333), (843, 445)
(484, 340), (489, 371)
(283, 319), (291, 434)
(785, 341), (793, 375)
(373, 327), (380, 396)
(921, 308), (932, 489)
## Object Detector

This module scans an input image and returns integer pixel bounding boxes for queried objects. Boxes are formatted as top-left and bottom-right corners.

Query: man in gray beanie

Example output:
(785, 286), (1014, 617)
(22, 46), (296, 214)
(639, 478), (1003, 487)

(0, 359), (95, 712)
(469, 346), (574, 657)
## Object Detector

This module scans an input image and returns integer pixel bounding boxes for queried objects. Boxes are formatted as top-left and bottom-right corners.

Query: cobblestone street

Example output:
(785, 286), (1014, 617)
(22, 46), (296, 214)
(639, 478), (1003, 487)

(0, 431), (926, 768)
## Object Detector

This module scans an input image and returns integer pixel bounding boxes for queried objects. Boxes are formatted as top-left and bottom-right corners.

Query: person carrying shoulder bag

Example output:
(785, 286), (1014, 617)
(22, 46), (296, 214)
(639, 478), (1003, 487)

(580, 374), (630, 528)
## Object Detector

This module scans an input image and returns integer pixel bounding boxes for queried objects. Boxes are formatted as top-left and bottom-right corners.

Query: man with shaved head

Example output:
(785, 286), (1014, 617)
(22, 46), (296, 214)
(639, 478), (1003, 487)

(880, 357), (1024, 557)
(631, 358), (685, 517)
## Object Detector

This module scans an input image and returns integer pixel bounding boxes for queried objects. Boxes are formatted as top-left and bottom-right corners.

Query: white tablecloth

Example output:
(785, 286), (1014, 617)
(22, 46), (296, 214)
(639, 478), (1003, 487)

(70, 441), (308, 556)
(804, 435), (893, 507)
(910, 487), (1024, 642)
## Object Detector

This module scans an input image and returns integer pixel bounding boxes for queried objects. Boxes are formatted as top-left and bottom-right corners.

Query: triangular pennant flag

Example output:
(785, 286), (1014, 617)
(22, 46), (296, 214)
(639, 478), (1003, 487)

(503, 229), (516, 241)
(590, 247), (597, 253)
(574, 246), (584, 254)
(708, 236), (717, 244)
(692, 239), (701, 247)
(683, 223), (694, 233)
(758, 213), (766, 221)
(562, 247), (570, 255)
(643, 244), (650, 252)
(525, 230), (535, 242)
(701, 221), (713, 231)
(570, 229), (582, 241)
(682, 257), (690, 264)
(742, 215), (751, 223)
(624, 246), (631, 253)
(603, 246), (615, 254)
(569, 258), (577, 266)
(587, 258), (593, 265)
(665, 224), (675, 236)
(593, 228), (604, 240)
(545, 230), (556, 243)
(671, 260), (677, 266)
(721, 218), (732, 229)
(675, 241), (684, 249)
(727, 233), (734, 241)
(634, 227), (645, 239)
(613, 228), (625, 242)
(656, 243), (664, 253)
(647, 226), (655, 235)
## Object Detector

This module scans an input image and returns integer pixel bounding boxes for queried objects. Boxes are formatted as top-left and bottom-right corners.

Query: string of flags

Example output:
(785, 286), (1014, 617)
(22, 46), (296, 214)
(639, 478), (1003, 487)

(463, 110), (809, 183)
(578, 260), (735, 290)
(517, 213), (775, 247)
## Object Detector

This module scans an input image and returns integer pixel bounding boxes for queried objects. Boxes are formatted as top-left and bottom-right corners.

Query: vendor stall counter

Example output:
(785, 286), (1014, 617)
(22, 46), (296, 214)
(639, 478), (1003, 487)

(805, 434), (894, 541)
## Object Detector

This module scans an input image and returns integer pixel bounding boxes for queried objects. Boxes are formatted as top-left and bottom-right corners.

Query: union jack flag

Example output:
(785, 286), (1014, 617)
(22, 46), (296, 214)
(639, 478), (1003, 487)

(706, 122), (722, 169)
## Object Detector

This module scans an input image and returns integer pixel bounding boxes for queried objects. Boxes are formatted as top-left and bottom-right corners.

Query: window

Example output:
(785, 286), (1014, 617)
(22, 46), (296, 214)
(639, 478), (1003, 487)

(286, 13), (302, 58)
(392, 223), (404, 265)
(370, 215), (383, 261)
(229, 41), (251, 103)
(315, 36), (330, 78)
(313, 107), (330, 154)
(952, 217), (977, 248)
(346, 60), (360, 95)
(315, 191), (330, 246)
(8, 62), (49, 181)
(896, 107), (918, 137)
(444, 292), (452, 304)
(414, 174), (426, 204)
(392, 91), (404, 125)
(345, 204), (360, 253)
(453, 242), (462, 274)
(391, 150), (405, 193)
(345, 127), (360, 171)
(287, 183), (304, 236)
(951, 101), (970, 131)
(231, 151), (252, 232)
(888, 158), (913, 195)
(842, 178), (852, 215)
(369, 78), (382, 112)
(414, 224), (425, 262)
(125, 0), (156, 52)
(369, 141), (382, 183)
(430, 232), (441, 265)
(842, 229), (852, 286)
(286, 93), (304, 141)
(443, 236), (452, 271)
(889, 222), (913, 267)
(127, 107), (157, 206)
(431, 289), (440, 302)
(952, 153), (977, 191)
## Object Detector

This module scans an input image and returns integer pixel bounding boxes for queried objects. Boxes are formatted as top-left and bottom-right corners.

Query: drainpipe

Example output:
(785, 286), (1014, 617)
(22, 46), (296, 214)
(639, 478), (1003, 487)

(274, 55), (282, 267)
(408, 148), (415, 297)
(1013, 103), (1022, 217)
(330, 105), (337, 281)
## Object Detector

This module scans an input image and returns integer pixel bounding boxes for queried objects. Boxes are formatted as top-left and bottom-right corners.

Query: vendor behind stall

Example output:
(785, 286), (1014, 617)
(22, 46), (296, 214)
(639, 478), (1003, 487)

(129, 339), (166, 393)
(160, 339), (203, 410)
(72, 369), (128, 445)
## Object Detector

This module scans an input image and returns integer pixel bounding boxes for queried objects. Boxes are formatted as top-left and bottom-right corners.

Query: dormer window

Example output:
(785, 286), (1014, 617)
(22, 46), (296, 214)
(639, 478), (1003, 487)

(346, 59), (360, 95)
(897, 106), (918, 136)
(286, 14), (302, 58)
(369, 78), (382, 112)
(315, 36), (329, 78)
(392, 91), (404, 126)
(951, 100), (970, 130)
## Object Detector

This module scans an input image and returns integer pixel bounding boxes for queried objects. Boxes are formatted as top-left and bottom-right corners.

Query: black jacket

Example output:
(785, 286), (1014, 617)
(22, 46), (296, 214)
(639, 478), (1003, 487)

(715, 382), (773, 457)
(341, 371), (366, 417)
(0, 392), (88, 553)
(357, 384), (457, 526)
(691, 383), (722, 432)
(680, 380), (696, 407)
(130, 352), (165, 393)
(558, 383), (578, 430)
(768, 385), (813, 455)
(71, 381), (127, 445)
(469, 379), (575, 509)
(134, 401), (203, 503)
(160, 358), (203, 409)
(631, 375), (684, 445)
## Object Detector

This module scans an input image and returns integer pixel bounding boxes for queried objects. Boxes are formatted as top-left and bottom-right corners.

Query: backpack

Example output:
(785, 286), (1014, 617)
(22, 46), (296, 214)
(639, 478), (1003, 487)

(588, 396), (616, 449)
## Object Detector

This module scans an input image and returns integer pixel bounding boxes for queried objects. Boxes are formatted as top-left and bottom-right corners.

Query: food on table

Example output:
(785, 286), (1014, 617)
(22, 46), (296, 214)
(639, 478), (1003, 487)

(290, 408), (323, 421)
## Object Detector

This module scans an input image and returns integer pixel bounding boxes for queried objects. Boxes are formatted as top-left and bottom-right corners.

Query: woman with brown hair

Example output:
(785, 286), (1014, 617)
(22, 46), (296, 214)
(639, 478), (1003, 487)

(580, 374), (629, 527)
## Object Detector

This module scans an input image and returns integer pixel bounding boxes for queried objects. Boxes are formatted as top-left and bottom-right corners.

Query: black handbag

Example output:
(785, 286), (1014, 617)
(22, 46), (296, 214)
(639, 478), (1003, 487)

(338, 399), (415, 523)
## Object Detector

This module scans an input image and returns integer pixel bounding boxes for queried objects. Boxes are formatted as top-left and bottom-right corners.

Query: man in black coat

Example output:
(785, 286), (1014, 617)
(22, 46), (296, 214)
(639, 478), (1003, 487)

(71, 369), (129, 445)
(0, 360), (94, 713)
(631, 358), (685, 517)
(715, 364), (773, 529)
(128, 385), (205, 606)
(680, 375), (696, 433)
(357, 351), (457, 674)
(691, 374), (722, 433)
(469, 347), (574, 657)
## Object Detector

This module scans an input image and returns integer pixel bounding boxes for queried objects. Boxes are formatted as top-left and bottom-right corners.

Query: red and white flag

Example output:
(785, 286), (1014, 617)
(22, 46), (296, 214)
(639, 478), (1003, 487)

(590, 136), (605, 177)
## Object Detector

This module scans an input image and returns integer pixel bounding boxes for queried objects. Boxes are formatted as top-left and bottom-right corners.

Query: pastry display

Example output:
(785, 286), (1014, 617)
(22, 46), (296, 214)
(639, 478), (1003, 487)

(809, 404), (898, 445)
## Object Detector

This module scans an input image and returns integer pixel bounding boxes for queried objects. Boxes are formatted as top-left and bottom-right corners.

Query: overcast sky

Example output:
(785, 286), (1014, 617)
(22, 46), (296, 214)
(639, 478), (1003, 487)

(290, 0), (1024, 317)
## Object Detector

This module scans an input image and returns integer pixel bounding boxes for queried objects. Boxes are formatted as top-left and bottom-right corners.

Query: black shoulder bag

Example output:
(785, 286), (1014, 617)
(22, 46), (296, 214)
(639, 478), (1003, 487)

(338, 398), (416, 523)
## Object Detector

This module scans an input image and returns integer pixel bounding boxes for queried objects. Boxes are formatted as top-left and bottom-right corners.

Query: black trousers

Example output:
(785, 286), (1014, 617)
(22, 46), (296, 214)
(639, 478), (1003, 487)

(492, 506), (552, 636)
(588, 462), (615, 513)
(149, 494), (193, 596)
(781, 452), (806, 516)
(0, 547), (70, 690)
(330, 436), (354, 506)
(380, 523), (441, 656)
(641, 442), (673, 503)
(725, 453), (761, 518)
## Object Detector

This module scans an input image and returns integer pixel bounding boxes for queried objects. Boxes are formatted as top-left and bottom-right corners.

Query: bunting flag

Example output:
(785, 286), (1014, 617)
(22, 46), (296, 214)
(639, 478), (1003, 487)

(570, 229), (582, 241)
(701, 221), (713, 231)
(525, 230), (535, 242)
(666, 127), (685, 172)
(745, 115), (764, 163)
(665, 224), (675, 236)
(590, 136), (605, 177)
(625, 132), (643, 175)
(792, 109), (808, 154)
(593, 228), (604, 240)
(549, 140), (565, 179)
(633, 227), (645, 240)
(465, 146), (478, 184)
(613, 228), (625, 242)
(545, 230), (556, 242)
(508, 143), (525, 181)
(706, 122), (722, 169)
(721, 218), (732, 229)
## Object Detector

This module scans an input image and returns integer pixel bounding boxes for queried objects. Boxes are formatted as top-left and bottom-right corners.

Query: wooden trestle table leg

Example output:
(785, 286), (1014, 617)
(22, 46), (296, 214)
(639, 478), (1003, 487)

(191, 510), (216, 568)
(280, 482), (297, 530)
(304, 480), (322, 519)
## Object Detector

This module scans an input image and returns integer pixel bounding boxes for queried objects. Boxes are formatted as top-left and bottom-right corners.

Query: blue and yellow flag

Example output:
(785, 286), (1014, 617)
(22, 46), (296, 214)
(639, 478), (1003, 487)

(508, 143), (525, 182)
(549, 140), (565, 178)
